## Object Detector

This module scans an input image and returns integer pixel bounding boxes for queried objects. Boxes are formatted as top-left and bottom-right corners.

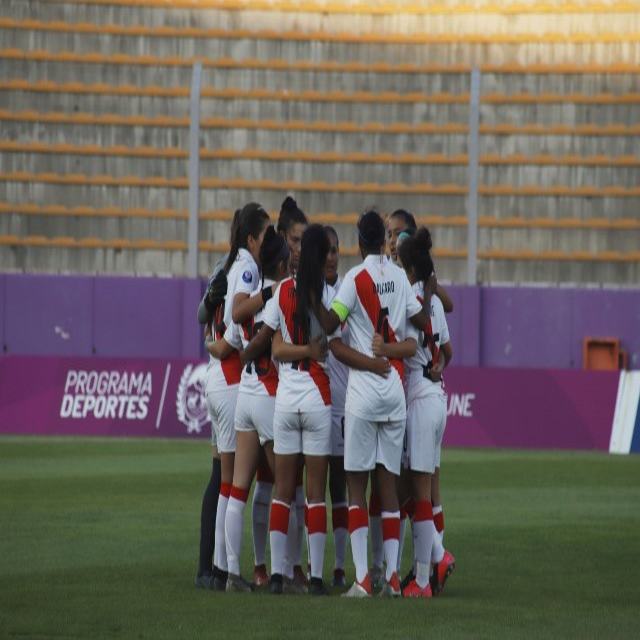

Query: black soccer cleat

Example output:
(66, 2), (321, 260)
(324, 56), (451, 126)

(212, 567), (228, 592)
(194, 572), (215, 590)
(308, 577), (329, 596)
(269, 573), (284, 595)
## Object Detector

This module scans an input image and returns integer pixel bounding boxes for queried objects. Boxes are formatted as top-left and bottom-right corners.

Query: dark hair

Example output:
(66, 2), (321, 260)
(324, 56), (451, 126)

(390, 209), (417, 231)
(229, 208), (241, 243)
(357, 209), (386, 254)
(295, 224), (330, 332)
(277, 196), (308, 235)
(224, 202), (269, 274)
(324, 225), (339, 247)
(398, 227), (434, 290)
(260, 225), (290, 282)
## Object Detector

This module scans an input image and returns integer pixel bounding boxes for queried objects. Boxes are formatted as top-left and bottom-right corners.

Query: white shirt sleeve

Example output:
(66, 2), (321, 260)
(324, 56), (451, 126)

(332, 270), (357, 321)
(404, 273), (423, 318)
(223, 322), (243, 350)
(435, 300), (450, 345)
(235, 259), (260, 297)
(262, 289), (280, 331)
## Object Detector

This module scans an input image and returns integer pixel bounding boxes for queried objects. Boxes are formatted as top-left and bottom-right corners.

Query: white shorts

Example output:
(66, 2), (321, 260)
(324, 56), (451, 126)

(404, 394), (447, 473)
(331, 412), (345, 457)
(273, 407), (332, 456)
(234, 391), (275, 446)
(344, 411), (405, 475)
(206, 384), (239, 454)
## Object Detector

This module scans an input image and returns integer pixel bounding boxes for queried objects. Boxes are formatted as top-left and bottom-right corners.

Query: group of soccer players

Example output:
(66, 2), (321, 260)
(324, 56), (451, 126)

(195, 197), (455, 598)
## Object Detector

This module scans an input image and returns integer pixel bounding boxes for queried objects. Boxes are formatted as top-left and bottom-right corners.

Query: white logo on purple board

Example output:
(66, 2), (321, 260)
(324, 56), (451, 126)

(176, 364), (210, 434)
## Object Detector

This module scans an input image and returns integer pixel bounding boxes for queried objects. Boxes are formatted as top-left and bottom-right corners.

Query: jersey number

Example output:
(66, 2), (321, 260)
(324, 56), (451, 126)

(245, 321), (271, 376)
(290, 314), (310, 372)
(376, 307), (391, 343)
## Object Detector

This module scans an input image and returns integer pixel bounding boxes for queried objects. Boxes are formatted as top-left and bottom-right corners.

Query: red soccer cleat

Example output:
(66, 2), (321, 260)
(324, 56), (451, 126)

(402, 579), (433, 599)
(253, 564), (270, 588)
(431, 550), (456, 595)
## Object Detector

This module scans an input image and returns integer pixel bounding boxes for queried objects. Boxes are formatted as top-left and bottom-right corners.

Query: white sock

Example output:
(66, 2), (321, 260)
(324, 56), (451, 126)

(307, 502), (327, 580)
(430, 520), (445, 564)
(225, 486), (248, 576)
(269, 499), (290, 577)
(251, 480), (272, 566)
(213, 484), (230, 572)
(349, 505), (369, 584)
(381, 511), (400, 581)
(413, 500), (434, 588)
(284, 502), (297, 578)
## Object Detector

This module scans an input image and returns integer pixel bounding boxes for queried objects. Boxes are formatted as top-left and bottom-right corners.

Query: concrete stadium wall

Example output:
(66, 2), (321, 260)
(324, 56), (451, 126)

(1, 273), (639, 370)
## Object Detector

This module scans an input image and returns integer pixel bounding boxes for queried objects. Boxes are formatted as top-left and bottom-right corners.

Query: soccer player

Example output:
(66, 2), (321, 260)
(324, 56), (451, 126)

(396, 227), (454, 598)
(241, 225), (336, 596)
(313, 210), (428, 598)
(387, 209), (454, 314)
(207, 226), (291, 592)
(323, 226), (349, 586)
(205, 202), (270, 590)
(275, 195), (309, 588)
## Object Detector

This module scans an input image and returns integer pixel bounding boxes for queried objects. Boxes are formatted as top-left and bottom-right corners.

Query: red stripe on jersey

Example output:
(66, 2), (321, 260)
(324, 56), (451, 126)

(417, 294), (440, 367)
(213, 302), (242, 385)
(354, 269), (404, 380)
(279, 279), (331, 406)
(242, 315), (279, 396)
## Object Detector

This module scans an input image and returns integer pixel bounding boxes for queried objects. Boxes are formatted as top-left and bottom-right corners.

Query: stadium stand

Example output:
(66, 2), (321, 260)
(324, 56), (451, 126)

(0, 0), (639, 282)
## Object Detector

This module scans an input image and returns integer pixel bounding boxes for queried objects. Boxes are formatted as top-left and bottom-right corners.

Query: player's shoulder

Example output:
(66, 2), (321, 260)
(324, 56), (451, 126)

(431, 294), (446, 317)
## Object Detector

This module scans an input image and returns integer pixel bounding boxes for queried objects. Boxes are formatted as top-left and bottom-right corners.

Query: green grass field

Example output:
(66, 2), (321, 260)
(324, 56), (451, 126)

(1, 437), (639, 639)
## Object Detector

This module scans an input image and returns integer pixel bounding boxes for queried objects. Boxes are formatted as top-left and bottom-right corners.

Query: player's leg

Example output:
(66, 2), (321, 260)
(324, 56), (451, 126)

(290, 459), (307, 588)
(270, 410), (302, 594)
(301, 407), (331, 595)
(375, 418), (407, 597)
(329, 455), (347, 587)
(225, 426), (261, 592)
(195, 445), (221, 588)
(343, 412), (377, 597)
(252, 449), (273, 587)
(212, 386), (239, 589)
(368, 472), (384, 589)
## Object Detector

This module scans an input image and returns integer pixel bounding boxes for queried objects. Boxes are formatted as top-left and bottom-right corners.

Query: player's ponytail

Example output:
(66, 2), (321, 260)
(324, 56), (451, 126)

(224, 202), (270, 274)
(277, 196), (308, 235)
(398, 226), (434, 292)
(295, 224), (330, 333)
(259, 225), (290, 283)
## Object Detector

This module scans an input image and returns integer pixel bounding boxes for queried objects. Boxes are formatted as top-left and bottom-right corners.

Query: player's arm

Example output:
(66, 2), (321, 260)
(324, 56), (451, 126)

(427, 273), (453, 314)
(272, 330), (327, 363)
(372, 335), (417, 359)
(312, 299), (342, 335)
(428, 341), (452, 382)
(409, 309), (429, 330)
(232, 287), (275, 325)
(205, 336), (235, 360)
(329, 337), (391, 378)
(240, 324), (275, 364)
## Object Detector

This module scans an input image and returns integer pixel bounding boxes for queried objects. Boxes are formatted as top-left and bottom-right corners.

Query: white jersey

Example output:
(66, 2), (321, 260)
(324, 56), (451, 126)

(224, 278), (279, 397)
(263, 277), (338, 413)
(332, 254), (421, 422)
(208, 248), (259, 389)
(405, 282), (450, 402)
(326, 278), (348, 416)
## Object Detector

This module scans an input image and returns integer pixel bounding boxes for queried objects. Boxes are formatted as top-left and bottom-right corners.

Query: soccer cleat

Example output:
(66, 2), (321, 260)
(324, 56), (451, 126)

(226, 573), (255, 593)
(379, 572), (401, 598)
(194, 573), (214, 590)
(293, 565), (309, 588)
(369, 565), (385, 592)
(283, 575), (308, 595)
(212, 568), (228, 592)
(332, 568), (346, 587)
(400, 570), (416, 593)
(253, 564), (270, 588)
(431, 550), (456, 595)
(308, 577), (330, 596)
(341, 574), (372, 598)
(402, 579), (433, 599)
(269, 573), (283, 595)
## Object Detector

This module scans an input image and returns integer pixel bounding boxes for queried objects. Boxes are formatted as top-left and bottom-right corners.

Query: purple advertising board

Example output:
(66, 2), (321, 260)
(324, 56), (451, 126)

(0, 355), (620, 451)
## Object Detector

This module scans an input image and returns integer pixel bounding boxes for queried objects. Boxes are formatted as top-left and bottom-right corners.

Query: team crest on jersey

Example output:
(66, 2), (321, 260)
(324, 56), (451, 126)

(242, 270), (253, 283)
(176, 364), (210, 434)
